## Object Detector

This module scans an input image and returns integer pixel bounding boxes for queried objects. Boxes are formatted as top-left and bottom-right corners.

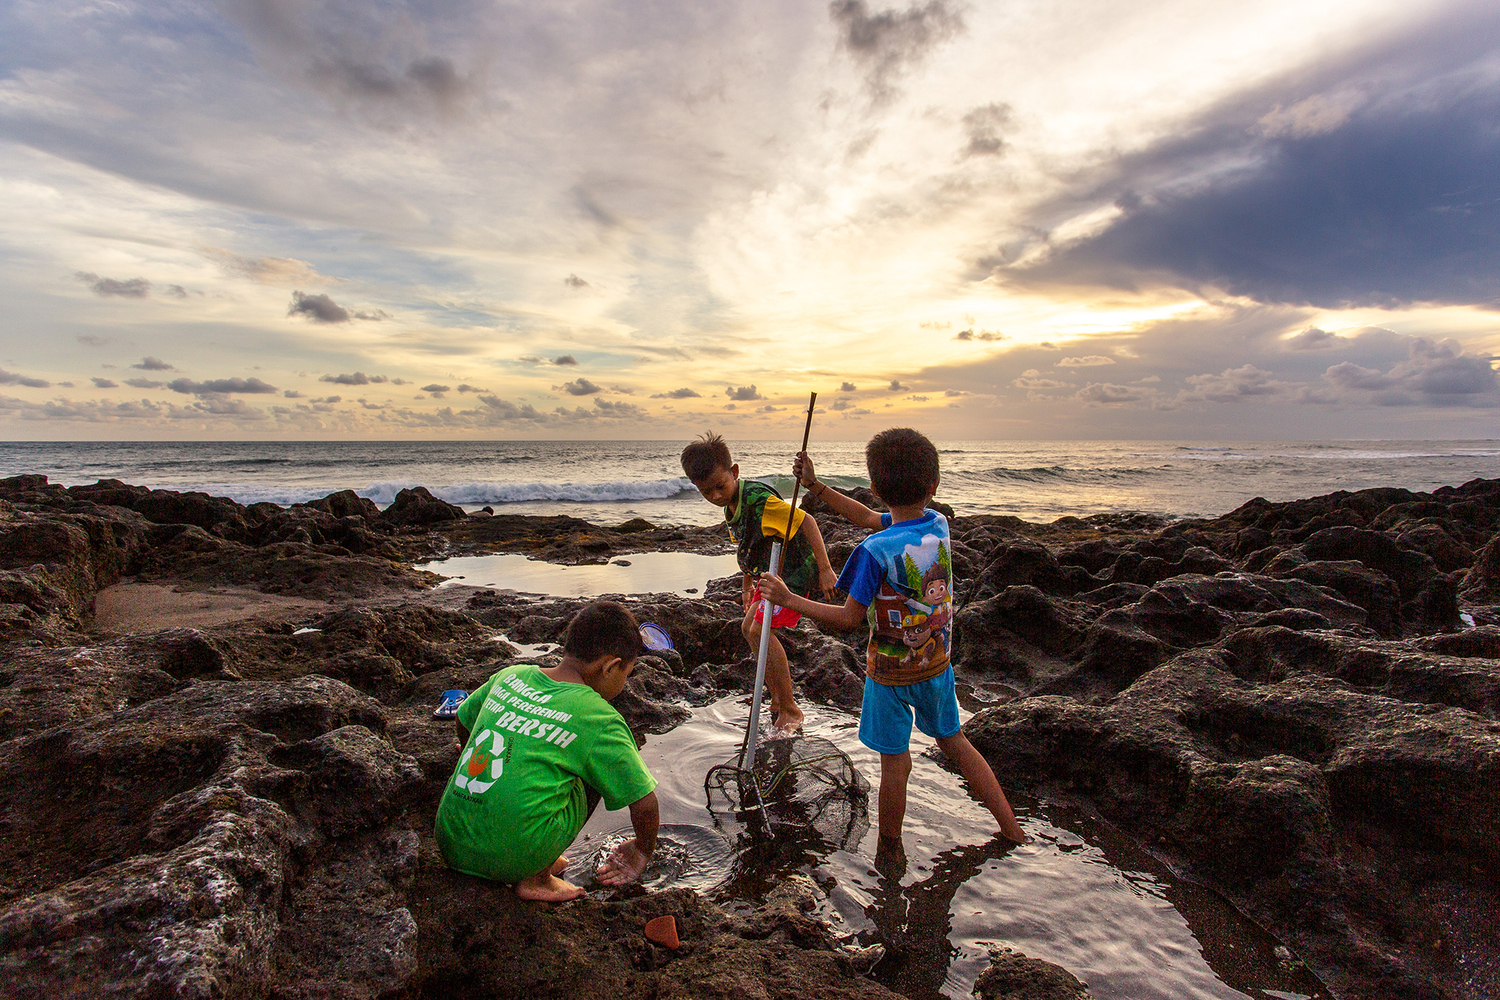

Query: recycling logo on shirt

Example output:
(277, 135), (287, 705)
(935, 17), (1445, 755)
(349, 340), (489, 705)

(454, 728), (505, 794)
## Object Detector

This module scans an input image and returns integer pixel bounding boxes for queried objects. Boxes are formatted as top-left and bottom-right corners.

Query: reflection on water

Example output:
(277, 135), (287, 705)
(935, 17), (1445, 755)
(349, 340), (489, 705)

(419, 550), (740, 597)
(573, 698), (1331, 1000)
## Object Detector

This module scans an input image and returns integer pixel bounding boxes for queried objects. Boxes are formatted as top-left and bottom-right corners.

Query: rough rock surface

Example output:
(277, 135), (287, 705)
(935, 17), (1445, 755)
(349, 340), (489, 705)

(1, 473), (1499, 999)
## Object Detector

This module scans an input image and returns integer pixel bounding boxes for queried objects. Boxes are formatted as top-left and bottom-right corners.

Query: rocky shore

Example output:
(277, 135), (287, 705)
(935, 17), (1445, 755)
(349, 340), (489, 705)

(0, 473), (1496, 999)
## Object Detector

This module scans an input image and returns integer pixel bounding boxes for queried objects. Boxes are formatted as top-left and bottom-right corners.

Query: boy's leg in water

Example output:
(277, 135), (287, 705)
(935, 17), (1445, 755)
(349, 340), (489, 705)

(513, 784), (604, 902)
(934, 732), (1027, 844)
(878, 751), (913, 840)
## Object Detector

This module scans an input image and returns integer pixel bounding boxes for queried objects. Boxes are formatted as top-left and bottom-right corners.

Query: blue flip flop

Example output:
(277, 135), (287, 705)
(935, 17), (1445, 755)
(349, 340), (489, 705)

(433, 689), (467, 719)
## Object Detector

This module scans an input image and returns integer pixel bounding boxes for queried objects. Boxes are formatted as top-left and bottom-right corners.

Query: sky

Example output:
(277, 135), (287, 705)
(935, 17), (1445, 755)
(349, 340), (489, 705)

(1, 0), (1497, 441)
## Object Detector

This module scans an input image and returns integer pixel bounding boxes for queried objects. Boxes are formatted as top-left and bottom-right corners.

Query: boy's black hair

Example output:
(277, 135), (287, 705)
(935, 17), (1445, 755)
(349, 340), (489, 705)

(865, 427), (940, 506)
(563, 600), (647, 663)
(680, 431), (733, 481)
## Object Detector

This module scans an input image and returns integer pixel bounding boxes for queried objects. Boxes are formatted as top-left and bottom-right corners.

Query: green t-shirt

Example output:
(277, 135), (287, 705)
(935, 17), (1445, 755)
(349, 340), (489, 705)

(434, 665), (657, 884)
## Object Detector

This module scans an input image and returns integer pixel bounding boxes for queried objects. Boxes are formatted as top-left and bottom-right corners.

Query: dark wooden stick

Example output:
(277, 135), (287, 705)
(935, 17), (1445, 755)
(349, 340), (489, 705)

(785, 391), (817, 539)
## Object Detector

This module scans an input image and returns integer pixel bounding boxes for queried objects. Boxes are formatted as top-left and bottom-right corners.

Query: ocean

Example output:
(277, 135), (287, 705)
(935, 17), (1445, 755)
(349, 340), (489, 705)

(2, 439), (1498, 526)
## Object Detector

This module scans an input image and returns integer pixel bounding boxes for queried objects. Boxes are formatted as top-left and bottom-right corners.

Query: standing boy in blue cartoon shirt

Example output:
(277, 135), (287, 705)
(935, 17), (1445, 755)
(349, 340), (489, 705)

(760, 428), (1026, 845)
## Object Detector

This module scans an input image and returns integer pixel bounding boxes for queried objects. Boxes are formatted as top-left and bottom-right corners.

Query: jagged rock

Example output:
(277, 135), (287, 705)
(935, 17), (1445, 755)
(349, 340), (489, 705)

(973, 946), (1094, 999)
(1278, 560), (1403, 636)
(305, 489), (382, 520)
(800, 642), (865, 710)
(1460, 532), (1500, 603)
(381, 487), (465, 527)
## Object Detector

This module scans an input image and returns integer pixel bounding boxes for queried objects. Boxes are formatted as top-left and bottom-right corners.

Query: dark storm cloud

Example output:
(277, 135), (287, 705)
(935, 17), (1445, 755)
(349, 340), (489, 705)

(725, 385), (763, 401)
(557, 378), (602, 396)
(0, 368), (51, 388)
(76, 272), (151, 298)
(167, 377), (279, 395)
(830, 0), (965, 105)
(133, 356), (175, 371)
(320, 372), (389, 385)
(1003, 5), (1500, 309)
(91, 377), (118, 388)
(651, 387), (701, 398)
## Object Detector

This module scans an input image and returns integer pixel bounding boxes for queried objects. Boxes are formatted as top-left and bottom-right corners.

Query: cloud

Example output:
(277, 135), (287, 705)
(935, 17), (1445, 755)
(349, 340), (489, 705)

(0, 369), (51, 388)
(288, 291), (388, 323)
(76, 335), (109, 347)
(831, 397), (854, 410)
(283, 390), (304, 398)
(1008, 24), (1500, 309)
(553, 355), (578, 366)
(1013, 373), (1071, 390)
(1076, 382), (1151, 404)
(456, 384), (488, 393)
(1283, 327), (1347, 351)
(961, 102), (1011, 158)
(167, 377), (280, 396)
(422, 383), (452, 396)
(557, 378), (602, 396)
(133, 357), (175, 371)
(1321, 337), (1500, 406)
(76, 272), (151, 298)
(1056, 356), (1115, 367)
(840, 382), (857, 392)
(564, 274), (589, 288)
(725, 385), (763, 401)
(125, 378), (165, 389)
(320, 372), (390, 385)
(1181, 364), (1291, 402)
(202, 248), (326, 286)
(830, 0), (965, 105)
(592, 398), (650, 419)
(651, 387), (701, 398)
(91, 377), (118, 388)
(887, 380), (907, 391)
(164, 285), (188, 298)
(311, 395), (342, 404)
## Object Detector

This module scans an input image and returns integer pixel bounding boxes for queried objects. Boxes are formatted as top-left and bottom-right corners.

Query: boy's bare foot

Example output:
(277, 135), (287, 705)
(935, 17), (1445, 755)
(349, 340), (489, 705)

(515, 858), (585, 902)
(770, 705), (804, 738)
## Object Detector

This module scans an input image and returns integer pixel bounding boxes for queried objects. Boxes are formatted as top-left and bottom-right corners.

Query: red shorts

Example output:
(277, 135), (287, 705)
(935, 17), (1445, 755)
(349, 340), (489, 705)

(751, 583), (802, 628)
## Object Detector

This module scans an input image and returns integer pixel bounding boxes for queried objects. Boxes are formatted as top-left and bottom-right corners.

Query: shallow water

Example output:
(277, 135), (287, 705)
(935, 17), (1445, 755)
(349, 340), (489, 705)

(421, 551), (740, 597)
(568, 698), (1331, 1000)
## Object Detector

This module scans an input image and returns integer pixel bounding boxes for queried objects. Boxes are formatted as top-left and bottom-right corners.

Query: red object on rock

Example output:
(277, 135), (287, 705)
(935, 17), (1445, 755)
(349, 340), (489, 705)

(644, 914), (679, 949)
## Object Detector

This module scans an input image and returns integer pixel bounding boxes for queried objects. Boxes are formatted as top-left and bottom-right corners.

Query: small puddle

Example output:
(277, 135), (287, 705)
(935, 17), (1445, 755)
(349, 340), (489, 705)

(420, 551), (740, 597)
(571, 698), (1331, 1000)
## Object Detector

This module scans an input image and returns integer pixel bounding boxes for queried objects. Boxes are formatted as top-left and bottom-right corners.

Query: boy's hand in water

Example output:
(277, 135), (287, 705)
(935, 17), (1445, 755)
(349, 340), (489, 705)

(596, 838), (650, 886)
(793, 451), (817, 489)
(759, 572), (794, 608)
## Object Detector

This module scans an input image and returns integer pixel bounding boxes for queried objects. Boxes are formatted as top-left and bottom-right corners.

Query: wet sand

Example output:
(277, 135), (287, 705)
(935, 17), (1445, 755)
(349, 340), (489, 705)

(91, 581), (331, 634)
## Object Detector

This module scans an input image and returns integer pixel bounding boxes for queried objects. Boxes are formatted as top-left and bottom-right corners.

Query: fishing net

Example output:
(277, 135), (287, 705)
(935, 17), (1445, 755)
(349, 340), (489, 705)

(704, 733), (870, 851)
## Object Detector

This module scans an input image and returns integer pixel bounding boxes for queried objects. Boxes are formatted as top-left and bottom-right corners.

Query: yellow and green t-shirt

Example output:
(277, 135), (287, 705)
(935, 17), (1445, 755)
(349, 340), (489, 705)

(434, 665), (656, 884)
(726, 479), (818, 596)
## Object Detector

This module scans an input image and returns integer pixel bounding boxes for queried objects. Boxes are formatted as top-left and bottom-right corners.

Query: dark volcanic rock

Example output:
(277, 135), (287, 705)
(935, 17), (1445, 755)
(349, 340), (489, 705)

(381, 486), (466, 526)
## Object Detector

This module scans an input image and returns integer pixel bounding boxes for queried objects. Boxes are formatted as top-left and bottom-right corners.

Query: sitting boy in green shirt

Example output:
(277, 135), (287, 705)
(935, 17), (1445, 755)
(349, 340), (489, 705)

(681, 432), (839, 737)
(435, 601), (659, 901)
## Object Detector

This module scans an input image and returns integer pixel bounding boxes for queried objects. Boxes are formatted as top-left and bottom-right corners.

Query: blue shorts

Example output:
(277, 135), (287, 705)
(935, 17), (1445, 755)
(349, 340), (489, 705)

(859, 667), (962, 755)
